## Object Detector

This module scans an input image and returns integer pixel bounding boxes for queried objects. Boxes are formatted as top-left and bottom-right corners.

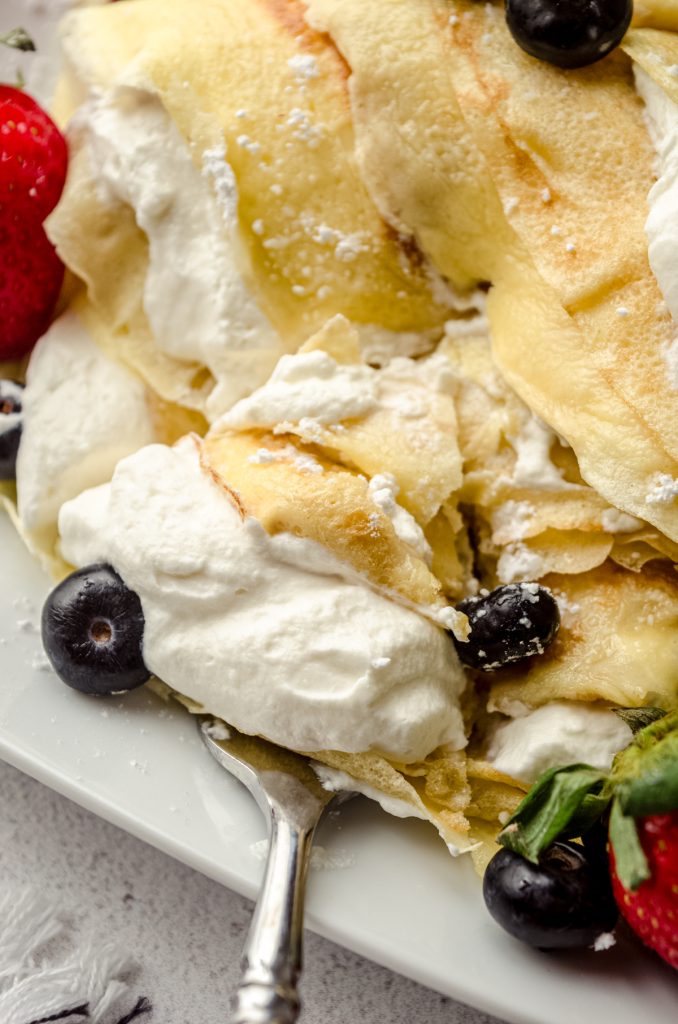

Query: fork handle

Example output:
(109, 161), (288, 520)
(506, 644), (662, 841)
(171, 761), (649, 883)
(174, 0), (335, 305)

(229, 809), (315, 1024)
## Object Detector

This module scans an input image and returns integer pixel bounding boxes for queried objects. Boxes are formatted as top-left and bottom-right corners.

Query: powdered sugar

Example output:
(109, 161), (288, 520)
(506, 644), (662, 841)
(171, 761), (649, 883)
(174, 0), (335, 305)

(646, 472), (678, 504)
(287, 54), (320, 83)
(286, 108), (323, 148)
(509, 418), (576, 491)
(367, 474), (432, 563)
(202, 143), (239, 224)
(497, 543), (545, 584)
(491, 500), (536, 545)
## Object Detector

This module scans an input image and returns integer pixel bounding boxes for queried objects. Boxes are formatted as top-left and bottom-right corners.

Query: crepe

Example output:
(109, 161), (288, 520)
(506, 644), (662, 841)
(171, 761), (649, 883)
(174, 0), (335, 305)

(438, 327), (678, 582)
(201, 426), (466, 633)
(219, 314), (464, 527)
(304, 0), (678, 542)
(47, 0), (473, 420)
(487, 562), (678, 714)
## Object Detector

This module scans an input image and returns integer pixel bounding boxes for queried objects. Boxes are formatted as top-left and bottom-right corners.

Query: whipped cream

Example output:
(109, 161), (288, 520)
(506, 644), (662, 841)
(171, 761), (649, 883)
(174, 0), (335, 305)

(16, 310), (156, 540)
(600, 508), (643, 533)
(368, 474), (432, 564)
(496, 543), (545, 585)
(223, 349), (377, 429)
(634, 67), (678, 388)
(71, 84), (280, 419)
(58, 439), (467, 761)
(222, 345), (455, 433)
(313, 764), (428, 820)
(635, 68), (678, 315)
(487, 702), (632, 785)
(509, 417), (576, 492)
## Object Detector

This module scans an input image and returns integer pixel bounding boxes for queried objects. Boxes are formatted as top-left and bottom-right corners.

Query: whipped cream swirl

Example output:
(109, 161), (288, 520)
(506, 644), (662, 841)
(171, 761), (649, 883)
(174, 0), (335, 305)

(58, 439), (467, 761)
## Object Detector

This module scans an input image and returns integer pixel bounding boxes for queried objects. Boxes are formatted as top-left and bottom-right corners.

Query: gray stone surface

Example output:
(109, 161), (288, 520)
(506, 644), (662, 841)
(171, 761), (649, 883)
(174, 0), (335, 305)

(0, 758), (503, 1024)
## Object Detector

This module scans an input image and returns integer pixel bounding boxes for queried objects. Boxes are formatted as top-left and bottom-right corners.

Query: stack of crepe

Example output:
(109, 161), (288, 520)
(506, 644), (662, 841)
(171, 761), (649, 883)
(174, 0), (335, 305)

(4, 0), (678, 866)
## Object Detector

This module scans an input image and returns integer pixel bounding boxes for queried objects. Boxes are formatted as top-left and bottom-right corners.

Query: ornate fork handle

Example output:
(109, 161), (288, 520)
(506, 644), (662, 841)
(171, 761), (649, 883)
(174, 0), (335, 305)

(229, 808), (316, 1024)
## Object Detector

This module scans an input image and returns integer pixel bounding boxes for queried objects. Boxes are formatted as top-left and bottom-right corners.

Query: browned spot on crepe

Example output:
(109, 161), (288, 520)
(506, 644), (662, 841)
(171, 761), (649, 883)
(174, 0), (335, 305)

(261, 0), (350, 83)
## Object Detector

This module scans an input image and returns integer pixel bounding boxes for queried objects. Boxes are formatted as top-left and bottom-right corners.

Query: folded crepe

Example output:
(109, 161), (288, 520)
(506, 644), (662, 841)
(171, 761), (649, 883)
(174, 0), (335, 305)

(304, 0), (678, 542)
(45, 0), (678, 533)
(47, 0), (475, 421)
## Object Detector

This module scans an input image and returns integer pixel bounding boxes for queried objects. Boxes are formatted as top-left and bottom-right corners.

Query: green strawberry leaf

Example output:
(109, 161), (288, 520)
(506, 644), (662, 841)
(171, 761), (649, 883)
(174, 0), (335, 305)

(612, 709), (678, 818)
(612, 707), (667, 734)
(609, 797), (650, 891)
(0, 28), (36, 52)
(498, 764), (610, 863)
(563, 790), (611, 837)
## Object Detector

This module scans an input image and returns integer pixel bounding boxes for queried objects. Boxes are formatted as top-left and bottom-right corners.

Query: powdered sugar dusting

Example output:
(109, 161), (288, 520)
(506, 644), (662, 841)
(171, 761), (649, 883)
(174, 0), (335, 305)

(368, 474), (431, 563)
(552, 590), (581, 628)
(491, 500), (536, 545)
(646, 472), (678, 505)
(497, 543), (545, 584)
(287, 54), (319, 84)
(202, 144), (239, 225)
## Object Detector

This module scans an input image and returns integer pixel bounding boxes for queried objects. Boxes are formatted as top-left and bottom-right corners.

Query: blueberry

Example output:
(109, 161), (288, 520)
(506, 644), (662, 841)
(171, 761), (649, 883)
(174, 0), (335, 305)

(0, 379), (24, 480)
(483, 841), (618, 950)
(505, 0), (633, 70)
(42, 563), (150, 695)
(454, 583), (560, 671)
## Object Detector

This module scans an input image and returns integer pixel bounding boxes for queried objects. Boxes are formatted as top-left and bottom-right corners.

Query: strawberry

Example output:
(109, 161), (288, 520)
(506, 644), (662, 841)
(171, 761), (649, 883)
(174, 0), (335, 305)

(610, 811), (678, 970)
(0, 85), (68, 360)
(494, 708), (678, 968)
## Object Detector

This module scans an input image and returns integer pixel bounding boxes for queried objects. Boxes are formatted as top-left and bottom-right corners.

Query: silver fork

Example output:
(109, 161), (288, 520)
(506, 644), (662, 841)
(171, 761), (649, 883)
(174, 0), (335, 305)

(199, 717), (338, 1024)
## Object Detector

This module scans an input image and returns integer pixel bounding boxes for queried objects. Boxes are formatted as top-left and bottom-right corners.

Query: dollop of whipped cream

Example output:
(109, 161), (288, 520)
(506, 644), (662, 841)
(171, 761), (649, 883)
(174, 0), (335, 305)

(313, 764), (427, 820)
(72, 84), (280, 419)
(223, 349), (377, 429)
(486, 701), (632, 784)
(508, 417), (576, 492)
(221, 343), (456, 434)
(634, 67), (678, 388)
(367, 474), (432, 564)
(17, 310), (156, 540)
(58, 439), (467, 761)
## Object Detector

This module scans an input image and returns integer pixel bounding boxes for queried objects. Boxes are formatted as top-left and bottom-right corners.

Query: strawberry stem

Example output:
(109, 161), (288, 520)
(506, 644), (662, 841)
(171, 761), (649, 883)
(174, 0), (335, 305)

(0, 28), (36, 53)
(612, 707), (666, 734)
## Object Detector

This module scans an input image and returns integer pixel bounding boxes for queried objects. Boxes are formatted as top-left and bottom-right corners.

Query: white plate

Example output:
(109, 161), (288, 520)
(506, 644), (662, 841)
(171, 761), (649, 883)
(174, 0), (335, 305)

(1, 5), (677, 1021)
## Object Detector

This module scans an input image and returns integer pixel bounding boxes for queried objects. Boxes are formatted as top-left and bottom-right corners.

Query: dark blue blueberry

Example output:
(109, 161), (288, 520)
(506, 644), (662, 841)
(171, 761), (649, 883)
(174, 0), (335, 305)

(41, 563), (150, 695)
(506, 0), (633, 69)
(0, 379), (24, 480)
(483, 841), (618, 950)
(454, 583), (560, 671)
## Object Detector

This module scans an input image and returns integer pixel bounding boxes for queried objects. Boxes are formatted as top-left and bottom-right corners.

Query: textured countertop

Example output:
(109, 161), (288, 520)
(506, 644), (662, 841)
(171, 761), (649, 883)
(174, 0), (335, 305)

(0, 757), (501, 1024)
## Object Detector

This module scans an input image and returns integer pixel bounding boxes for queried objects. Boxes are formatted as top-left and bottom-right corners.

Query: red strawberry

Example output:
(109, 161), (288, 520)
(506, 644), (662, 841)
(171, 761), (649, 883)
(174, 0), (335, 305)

(610, 811), (678, 970)
(494, 708), (678, 968)
(0, 85), (68, 360)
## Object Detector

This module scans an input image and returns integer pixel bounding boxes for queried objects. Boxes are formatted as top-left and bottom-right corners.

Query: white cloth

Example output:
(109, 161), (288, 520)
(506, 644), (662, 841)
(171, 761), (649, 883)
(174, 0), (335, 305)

(0, 889), (149, 1024)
